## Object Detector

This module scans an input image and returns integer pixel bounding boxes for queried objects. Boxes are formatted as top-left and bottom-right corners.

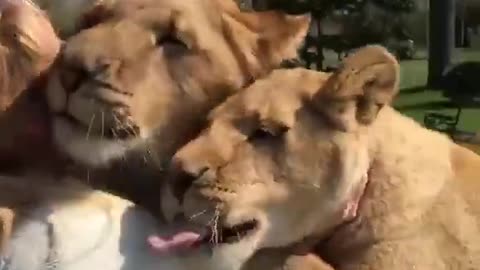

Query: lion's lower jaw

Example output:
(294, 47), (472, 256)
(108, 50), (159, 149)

(52, 118), (136, 168)
(208, 240), (260, 270)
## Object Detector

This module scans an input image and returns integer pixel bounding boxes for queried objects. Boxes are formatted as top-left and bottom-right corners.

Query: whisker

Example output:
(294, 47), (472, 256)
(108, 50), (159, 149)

(101, 110), (105, 139)
(85, 114), (96, 140)
(125, 123), (138, 137)
(209, 207), (220, 244)
(112, 114), (122, 125)
(145, 148), (153, 166)
(110, 128), (118, 140)
(188, 209), (207, 220)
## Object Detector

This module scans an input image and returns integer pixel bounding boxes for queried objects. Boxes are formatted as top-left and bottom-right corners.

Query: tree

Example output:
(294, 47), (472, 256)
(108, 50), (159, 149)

(428, 0), (455, 88)
(370, 0), (416, 13)
(267, 0), (415, 19)
(266, 0), (416, 70)
(267, 0), (365, 17)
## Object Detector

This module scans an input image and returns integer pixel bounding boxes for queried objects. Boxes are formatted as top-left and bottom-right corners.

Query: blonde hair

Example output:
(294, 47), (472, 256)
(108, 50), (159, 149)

(0, 0), (59, 110)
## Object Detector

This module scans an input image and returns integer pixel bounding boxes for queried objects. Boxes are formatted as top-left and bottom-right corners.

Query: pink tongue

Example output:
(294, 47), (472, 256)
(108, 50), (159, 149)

(148, 231), (203, 255)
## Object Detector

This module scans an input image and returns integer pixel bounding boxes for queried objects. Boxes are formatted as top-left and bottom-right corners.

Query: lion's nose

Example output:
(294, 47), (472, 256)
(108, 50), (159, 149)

(169, 157), (209, 203)
(58, 62), (88, 93)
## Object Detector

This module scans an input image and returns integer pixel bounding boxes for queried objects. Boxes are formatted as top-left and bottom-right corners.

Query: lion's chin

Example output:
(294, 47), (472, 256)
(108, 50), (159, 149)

(52, 116), (136, 167)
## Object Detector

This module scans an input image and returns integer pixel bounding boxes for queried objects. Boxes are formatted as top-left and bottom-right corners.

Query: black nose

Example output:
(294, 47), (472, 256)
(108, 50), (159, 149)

(171, 170), (196, 203)
(169, 159), (208, 203)
(59, 60), (88, 93)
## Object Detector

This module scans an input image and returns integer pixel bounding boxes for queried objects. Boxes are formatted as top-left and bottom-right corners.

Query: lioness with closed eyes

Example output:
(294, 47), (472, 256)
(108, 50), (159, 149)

(162, 45), (480, 270)
(45, 0), (310, 212)
(40, 1), (329, 269)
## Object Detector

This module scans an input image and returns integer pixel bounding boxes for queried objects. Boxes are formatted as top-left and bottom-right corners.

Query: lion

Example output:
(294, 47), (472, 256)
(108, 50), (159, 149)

(160, 45), (480, 270)
(0, 175), (234, 270)
(0, 174), (333, 270)
(45, 0), (311, 213)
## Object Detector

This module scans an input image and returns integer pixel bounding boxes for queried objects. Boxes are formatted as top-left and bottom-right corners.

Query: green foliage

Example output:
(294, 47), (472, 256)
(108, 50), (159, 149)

(267, 0), (365, 16)
(268, 0), (416, 16)
(371, 0), (417, 13)
(266, 0), (417, 70)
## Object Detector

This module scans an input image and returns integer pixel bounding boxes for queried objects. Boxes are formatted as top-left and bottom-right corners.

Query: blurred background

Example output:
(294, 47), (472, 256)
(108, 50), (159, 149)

(239, 0), (480, 152)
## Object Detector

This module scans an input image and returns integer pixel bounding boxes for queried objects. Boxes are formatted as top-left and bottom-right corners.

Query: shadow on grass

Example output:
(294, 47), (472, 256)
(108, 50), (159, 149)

(394, 100), (456, 111)
(399, 85), (427, 95)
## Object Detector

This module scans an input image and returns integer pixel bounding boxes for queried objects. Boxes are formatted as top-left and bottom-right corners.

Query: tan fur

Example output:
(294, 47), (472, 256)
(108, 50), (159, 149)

(0, 173), (332, 270)
(0, 175), (93, 255)
(0, 208), (13, 254)
(166, 45), (480, 269)
(245, 249), (334, 270)
(45, 0), (310, 213)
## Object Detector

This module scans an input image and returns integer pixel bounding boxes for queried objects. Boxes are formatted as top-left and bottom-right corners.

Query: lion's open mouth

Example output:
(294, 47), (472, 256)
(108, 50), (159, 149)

(148, 219), (259, 255)
(202, 219), (259, 245)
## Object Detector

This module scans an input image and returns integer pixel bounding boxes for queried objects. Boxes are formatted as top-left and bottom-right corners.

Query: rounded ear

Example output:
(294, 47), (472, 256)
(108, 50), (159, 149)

(313, 45), (400, 132)
(221, 8), (310, 79)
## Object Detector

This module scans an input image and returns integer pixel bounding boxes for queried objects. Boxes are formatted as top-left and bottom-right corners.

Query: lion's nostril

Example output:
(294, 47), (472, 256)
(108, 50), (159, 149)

(59, 64), (88, 93)
(170, 159), (210, 203)
(172, 170), (198, 203)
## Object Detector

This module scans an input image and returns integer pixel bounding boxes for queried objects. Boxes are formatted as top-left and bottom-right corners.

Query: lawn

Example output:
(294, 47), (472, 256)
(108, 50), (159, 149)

(393, 49), (480, 132)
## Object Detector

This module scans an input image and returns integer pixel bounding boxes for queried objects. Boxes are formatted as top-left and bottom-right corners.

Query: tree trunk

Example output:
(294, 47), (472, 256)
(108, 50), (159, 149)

(315, 19), (324, 71)
(241, 0), (253, 9)
(252, 0), (268, 11)
(455, 16), (465, 48)
(428, 0), (455, 88)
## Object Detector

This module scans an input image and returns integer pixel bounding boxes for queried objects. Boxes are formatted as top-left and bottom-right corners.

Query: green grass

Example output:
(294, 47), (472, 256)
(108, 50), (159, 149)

(393, 49), (480, 132)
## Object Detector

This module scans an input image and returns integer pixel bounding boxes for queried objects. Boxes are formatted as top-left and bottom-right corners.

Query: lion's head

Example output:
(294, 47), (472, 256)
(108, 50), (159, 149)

(160, 46), (399, 268)
(46, 0), (310, 168)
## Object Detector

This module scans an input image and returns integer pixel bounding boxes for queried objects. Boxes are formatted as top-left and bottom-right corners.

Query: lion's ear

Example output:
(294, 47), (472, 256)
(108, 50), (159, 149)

(314, 45), (400, 132)
(222, 9), (310, 78)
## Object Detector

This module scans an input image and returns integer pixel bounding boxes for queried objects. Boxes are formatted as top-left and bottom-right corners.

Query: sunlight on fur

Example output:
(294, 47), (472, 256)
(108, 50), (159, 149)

(45, 0), (310, 169)
(164, 45), (480, 269)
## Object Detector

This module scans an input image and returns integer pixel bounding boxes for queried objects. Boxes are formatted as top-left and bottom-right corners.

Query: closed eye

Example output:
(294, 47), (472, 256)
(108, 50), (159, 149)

(247, 124), (289, 142)
(248, 128), (273, 141)
(155, 33), (188, 50)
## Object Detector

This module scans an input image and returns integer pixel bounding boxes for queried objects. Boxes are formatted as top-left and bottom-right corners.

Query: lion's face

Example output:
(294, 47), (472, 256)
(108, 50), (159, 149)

(162, 46), (400, 265)
(46, 0), (310, 167)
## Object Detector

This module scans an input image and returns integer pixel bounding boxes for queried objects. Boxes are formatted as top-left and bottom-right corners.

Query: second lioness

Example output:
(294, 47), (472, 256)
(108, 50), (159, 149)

(163, 45), (480, 269)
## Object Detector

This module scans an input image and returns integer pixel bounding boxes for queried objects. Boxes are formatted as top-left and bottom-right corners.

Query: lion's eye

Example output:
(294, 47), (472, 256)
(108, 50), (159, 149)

(60, 65), (89, 92)
(248, 128), (273, 141)
(248, 124), (289, 141)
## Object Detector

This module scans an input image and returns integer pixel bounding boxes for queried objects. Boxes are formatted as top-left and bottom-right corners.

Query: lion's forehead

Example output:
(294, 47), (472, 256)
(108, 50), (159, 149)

(210, 69), (331, 126)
